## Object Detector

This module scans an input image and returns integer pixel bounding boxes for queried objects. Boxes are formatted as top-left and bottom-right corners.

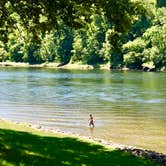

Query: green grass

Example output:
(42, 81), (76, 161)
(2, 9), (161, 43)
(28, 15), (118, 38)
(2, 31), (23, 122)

(0, 120), (160, 166)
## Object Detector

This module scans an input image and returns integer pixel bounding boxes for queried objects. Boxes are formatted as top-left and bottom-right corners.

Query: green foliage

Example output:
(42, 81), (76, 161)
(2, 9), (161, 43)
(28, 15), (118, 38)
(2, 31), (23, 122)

(71, 31), (86, 63)
(6, 31), (24, 62)
(126, 14), (152, 40)
(39, 27), (74, 65)
(123, 6), (166, 71)
(0, 0), (165, 70)
(0, 0), (144, 68)
(0, 41), (8, 62)
(0, 0), (143, 35)
(39, 32), (56, 62)
(22, 43), (41, 64)
(71, 14), (111, 66)
(156, 0), (166, 7)
(54, 26), (73, 65)
(82, 15), (106, 65)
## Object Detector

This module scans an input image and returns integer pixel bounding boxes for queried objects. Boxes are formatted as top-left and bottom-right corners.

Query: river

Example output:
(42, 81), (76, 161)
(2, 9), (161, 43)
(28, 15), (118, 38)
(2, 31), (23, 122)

(0, 67), (166, 153)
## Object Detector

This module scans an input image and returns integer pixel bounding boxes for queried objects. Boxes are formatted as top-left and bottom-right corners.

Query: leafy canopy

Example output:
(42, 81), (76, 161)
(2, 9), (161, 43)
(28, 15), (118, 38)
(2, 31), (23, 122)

(0, 0), (143, 42)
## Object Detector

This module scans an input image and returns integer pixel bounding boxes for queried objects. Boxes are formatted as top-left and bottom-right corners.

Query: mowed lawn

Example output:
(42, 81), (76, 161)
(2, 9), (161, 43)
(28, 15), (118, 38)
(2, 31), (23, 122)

(0, 120), (160, 166)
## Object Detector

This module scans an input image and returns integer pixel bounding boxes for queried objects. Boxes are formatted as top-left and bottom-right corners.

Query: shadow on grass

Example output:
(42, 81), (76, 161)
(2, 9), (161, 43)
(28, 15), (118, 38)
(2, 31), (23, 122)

(0, 129), (159, 166)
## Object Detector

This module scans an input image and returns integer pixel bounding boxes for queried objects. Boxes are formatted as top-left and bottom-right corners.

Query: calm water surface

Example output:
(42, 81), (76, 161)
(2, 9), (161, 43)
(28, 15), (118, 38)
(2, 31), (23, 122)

(0, 67), (166, 153)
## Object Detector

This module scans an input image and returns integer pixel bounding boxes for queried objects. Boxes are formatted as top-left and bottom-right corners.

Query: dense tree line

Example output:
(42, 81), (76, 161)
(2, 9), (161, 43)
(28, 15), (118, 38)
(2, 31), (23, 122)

(0, 0), (165, 71)
(123, 1), (166, 71)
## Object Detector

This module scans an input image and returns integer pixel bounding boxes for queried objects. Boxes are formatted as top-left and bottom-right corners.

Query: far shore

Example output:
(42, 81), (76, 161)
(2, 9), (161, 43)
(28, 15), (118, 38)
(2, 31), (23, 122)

(0, 62), (130, 71)
(0, 118), (165, 165)
(1, 61), (164, 72)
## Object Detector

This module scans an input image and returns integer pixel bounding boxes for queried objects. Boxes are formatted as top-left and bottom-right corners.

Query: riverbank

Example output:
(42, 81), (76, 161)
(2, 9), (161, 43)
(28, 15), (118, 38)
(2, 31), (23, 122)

(0, 62), (129, 70)
(0, 62), (99, 69)
(0, 119), (165, 166)
(1, 61), (164, 71)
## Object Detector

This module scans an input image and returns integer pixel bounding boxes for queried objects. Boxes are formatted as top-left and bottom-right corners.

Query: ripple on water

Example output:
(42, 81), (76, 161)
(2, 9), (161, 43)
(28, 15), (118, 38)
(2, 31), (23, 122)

(0, 68), (166, 153)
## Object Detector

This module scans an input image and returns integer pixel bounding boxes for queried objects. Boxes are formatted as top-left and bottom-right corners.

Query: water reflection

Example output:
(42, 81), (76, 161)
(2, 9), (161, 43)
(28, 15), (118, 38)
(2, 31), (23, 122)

(88, 127), (94, 138)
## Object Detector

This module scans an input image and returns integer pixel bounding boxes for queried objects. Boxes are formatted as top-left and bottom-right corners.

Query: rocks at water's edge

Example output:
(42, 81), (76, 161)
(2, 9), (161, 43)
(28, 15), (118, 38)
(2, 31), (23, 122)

(120, 147), (166, 166)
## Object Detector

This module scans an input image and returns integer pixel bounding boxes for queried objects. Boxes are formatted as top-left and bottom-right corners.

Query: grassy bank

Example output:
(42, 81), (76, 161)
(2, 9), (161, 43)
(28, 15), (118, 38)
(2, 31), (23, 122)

(0, 120), (160, 166)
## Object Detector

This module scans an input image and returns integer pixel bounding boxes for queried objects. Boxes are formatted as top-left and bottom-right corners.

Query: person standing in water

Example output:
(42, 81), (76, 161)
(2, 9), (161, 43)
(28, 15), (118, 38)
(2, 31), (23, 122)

(89, 114), (94, 127)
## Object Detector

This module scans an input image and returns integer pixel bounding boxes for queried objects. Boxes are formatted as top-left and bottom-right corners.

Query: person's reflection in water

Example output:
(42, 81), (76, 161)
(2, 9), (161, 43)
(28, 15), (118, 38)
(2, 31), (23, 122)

(88, 126), (94, 138)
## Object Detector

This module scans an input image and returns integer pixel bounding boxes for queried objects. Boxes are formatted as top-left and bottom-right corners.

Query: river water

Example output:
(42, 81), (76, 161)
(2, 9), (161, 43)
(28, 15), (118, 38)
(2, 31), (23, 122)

(0, 67), (166, 153)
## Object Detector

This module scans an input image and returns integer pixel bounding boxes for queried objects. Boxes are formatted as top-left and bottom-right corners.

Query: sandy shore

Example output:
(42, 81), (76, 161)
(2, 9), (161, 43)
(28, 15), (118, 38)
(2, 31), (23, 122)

(0, 118), (165, 165)
(1, 62), (165, 72)
(0, 62), (95, 69)
(0, 62), (123, 70)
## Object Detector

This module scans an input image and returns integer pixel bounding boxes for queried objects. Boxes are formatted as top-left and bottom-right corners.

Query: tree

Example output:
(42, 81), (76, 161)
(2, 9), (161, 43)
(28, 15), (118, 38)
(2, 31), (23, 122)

(39, 23), (74, 65)
(0, 0), (143, 32)
(39, 32), (57, 62)
(71, 14), (111, 66)
(123, 6), (166, 71)
(156, 0), (166, 7)
(0, 0), (144, 67)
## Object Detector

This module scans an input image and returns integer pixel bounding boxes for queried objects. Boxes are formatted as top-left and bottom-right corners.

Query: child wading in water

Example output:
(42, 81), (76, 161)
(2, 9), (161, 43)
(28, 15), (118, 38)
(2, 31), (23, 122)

(89, 114), (94, 127)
